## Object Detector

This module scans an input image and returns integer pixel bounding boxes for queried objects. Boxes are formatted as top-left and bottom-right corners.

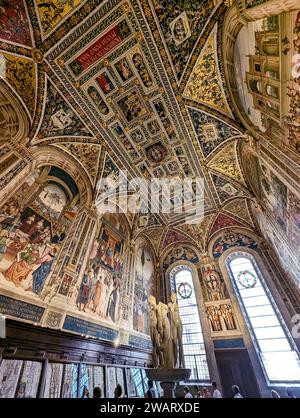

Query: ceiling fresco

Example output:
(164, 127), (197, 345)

(2, 0), (297, 236)
(183, 24), (232, 116)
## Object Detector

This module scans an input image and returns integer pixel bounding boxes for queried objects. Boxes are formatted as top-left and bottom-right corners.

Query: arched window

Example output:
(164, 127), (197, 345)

(169, 265), (210, 380)
(226, 252), (300, 383)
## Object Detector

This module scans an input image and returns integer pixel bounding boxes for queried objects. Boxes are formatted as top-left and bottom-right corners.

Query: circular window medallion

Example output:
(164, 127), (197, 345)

(237, 270), (257, 288)
(178, 282), (192, 299)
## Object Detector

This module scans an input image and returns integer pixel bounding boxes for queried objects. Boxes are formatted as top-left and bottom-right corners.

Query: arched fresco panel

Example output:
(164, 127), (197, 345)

(212, 229), (258, 258)
(162, 246), (199, 270)
(0, 168), (77, 298)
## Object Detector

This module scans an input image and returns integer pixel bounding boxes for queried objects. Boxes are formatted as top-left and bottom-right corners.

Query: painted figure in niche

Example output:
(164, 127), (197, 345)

(87, 275), (104, 314)
(147, 120), (160, 136)
(168, 292), (184, 368)
(87, 86), (109, 116)
(132, 53), (153, 88)
(106, 275), (120, 322)
(131, 129), (144, 144)
(58, 274), (73, 297)
(69, 59), (84, 76)
(113, 124), (130, 145)
(202, 267), (228, 301)
(96, 72), (114, 95)
(153, 101), (176, 141)
(115, 57), (133, 82)
(206, 306), (222, 332)
(220, 304), (236, 330)
(76, 269), (94, 311)
(153, 167), (164, 178)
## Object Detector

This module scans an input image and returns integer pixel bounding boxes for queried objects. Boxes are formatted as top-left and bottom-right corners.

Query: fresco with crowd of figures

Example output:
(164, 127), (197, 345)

(73, 220), (125, 325)
(0, 173), (67, 297)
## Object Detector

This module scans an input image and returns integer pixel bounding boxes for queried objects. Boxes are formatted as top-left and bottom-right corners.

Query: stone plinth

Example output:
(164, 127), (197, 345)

(145, 368), (191, 398)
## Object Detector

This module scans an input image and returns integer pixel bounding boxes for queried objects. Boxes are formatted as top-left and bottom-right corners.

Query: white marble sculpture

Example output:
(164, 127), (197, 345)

(148, 293), (184, 369)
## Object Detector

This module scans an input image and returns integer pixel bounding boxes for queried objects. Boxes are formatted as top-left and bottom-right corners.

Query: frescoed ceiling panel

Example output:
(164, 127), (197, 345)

(0, 1), (33, 47)
(0, 0), (271, 231)
(53, 142), (102, 185)
(35, 0), (85, 37)
(0, 53), (36, 117)
(1, 0), (300, 342)
(209, 212), (249, 237)
(188, 106), (242, 158)
(184, 25), (232, 117)
(207, 141), (246, 186)
(140, 226), (164, 254)
(223, 198), (255, 227)
(148, 0), (220, 81)
(177, 213), (214, 250)
(34, 77), (93, 141)
(160, 228), (191, 251)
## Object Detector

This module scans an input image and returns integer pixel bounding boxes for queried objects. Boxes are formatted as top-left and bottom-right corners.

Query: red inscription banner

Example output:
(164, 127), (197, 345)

(70, 21), (131, 74)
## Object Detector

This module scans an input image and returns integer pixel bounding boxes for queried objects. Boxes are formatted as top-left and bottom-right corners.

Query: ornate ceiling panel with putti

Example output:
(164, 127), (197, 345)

(0, 0), (259, 235)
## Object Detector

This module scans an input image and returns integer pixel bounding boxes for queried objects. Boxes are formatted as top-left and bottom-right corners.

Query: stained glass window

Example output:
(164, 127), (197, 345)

(227, 253), (300, 382)
(170, 265), (210, 380)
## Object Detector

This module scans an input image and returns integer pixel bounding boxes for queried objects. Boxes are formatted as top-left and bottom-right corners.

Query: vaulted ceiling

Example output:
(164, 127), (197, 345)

(0, 0), (257, 237)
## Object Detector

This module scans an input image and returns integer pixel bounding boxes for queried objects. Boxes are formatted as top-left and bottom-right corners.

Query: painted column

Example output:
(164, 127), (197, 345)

(0, 140), (34, 204)
(120, 242), (135, 331)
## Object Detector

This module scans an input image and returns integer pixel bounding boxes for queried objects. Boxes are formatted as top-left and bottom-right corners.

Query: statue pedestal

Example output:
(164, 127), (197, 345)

(145, 368), (191, 398)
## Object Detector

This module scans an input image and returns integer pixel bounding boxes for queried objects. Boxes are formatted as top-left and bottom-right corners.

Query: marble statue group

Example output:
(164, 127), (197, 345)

(148, 293), (184, 369)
